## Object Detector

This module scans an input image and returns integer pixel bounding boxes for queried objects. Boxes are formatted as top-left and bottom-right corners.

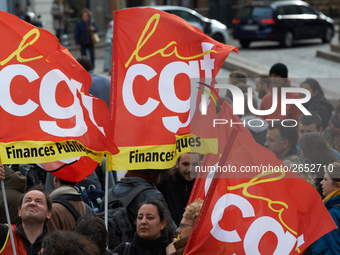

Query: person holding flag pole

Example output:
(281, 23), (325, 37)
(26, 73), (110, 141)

(0, 164), (18, 255)
(0, 165), (53, 255)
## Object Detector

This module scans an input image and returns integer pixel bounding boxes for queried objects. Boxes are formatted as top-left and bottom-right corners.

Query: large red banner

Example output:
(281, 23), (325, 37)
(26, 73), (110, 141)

(188, 102), (253, 203)
(0, 11), (118, 181)
(185, 103), (336, 254)
(109, 7), (237, 170)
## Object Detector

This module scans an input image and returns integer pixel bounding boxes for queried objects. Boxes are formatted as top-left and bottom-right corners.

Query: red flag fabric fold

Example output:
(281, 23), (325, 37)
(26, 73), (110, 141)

(185, 103), (336, 254)
(0, 11), (118, 181)
(109, 7), (238, 170)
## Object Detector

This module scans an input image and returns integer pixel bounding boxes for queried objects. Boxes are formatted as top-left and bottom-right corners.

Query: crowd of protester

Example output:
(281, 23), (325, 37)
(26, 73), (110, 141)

(0, 62), (340, 255)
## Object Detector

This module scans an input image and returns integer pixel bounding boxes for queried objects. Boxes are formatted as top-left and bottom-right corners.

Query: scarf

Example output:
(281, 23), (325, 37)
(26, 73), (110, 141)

(133, 232), (169, 255)
(323, 188), (340, 203)
(125, 171), (157, 185)
(49, 185), (80, 199)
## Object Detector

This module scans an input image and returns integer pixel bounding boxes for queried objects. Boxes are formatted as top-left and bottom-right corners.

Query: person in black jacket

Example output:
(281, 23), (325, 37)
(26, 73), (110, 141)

(101, 169), (177, 250)
(157, 153), (200, 226)
(74, 8), (98, 67)
(300, 78), (334, 130)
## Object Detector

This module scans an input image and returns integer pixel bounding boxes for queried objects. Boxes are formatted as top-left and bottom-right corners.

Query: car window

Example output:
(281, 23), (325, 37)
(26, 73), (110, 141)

(237, 6), (253, 18)
(237, 6), (273, 18)
(169, 10), (202, 23)
(299, 5), (317, 15)
(253, 7), (273, 18)
(277, 5), (301, 15)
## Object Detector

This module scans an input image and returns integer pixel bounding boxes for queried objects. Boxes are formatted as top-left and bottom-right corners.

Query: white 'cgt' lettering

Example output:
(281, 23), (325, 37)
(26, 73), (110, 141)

(210, 193), (297, 254)
(122, 43), (215, 133)
(0, 64), (106, 137)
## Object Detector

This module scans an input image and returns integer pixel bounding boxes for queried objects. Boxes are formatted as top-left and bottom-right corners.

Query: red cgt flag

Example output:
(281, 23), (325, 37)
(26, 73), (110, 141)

(188, 101), (253, 204)
(109, 7), (237, 170)
(0, 11), (119, 181)
(185, 104), (336, 254)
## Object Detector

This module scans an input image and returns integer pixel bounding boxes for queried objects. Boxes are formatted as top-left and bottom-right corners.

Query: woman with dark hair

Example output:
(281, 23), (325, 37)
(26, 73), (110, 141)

(113, 198), (174, 255)
(300, 78), (333, 130)
(73, 215), (111, 255)
(298, 132), (338, 197)
(41, 230), (100, 255)
(311, 161), (340, 254)
(323, 100), (340, 153)
(298, 132), (338, 167)
(100, 170), (176, 250)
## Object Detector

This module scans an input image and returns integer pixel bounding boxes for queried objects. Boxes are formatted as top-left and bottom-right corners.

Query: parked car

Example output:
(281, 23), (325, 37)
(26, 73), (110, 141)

(232, 0), (334, 48)
(104, 5), (229, 73)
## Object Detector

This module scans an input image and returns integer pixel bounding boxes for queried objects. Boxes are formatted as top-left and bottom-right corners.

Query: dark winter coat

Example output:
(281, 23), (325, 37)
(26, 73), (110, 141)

(311, 195), (340, 254)
(303, 93), (334, 130)
(105, 177), (175, 231)
(0, 166), (27, 224)
(157, 171), (195, 226)
(113, 232), (169, 255)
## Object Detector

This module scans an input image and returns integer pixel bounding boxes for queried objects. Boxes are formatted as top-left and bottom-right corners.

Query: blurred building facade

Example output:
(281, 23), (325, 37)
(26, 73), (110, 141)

(6, 0), (339, 35)
(12, 0), (210, 35)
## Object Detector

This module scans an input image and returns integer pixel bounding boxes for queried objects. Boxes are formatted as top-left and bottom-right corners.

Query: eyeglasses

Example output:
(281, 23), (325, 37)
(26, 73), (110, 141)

(179, 222), (194, 231)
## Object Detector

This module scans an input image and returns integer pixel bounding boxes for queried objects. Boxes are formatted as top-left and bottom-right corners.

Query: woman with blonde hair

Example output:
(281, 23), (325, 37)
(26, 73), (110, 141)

(166, 199), (203, 255)
(311, 161), (340, 254)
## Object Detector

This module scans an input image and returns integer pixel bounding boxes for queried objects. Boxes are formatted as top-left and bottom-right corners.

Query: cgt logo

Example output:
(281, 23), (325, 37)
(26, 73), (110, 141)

(197, 82), (222, 115)
(122, 42), (217, 134)
(200, 83), (312, 116)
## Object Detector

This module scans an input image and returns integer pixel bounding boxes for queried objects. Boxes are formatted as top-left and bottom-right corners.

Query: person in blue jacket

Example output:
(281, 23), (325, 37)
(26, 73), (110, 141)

(312, 161), (340, 254)
(74, 8), (98, 67)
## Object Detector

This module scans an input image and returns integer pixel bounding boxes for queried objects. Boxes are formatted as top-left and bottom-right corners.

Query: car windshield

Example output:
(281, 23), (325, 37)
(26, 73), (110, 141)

(237, 6), (273, 18)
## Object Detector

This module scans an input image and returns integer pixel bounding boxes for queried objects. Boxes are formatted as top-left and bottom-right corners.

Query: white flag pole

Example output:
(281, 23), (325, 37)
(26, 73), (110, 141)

(105, 169), (108, 231)
(1, 180), (17, 255)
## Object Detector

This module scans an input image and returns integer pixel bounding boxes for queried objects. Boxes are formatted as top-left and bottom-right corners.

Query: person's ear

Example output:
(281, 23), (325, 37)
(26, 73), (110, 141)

(53, 176), (60, 187)
(335, 181), (340, 189)
(46, 210), (52, 220)
(282, 139), (289, 149)
(175, 159), (179, 169)
(161, 219), (167, 231)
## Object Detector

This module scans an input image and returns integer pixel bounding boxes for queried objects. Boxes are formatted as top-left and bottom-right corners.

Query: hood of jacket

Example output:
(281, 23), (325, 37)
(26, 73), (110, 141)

(4, 166), (27, 192)
(240, 116), (268, 133)
(325, 194), (340, 210)
(305, 93), (334, 112)
(49, 185), (81, 199)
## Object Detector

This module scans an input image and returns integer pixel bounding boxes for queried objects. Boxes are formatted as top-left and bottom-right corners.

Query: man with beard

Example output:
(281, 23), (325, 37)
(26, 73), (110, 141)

(157, 153), (200, 226)
(255, 73), (271, 99)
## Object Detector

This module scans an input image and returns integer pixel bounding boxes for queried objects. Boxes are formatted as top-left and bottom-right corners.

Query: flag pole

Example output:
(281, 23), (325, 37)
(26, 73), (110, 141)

(1, 180), (17, 255)
(104, 169), (108, 231)
(185, 128), (239, 254)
